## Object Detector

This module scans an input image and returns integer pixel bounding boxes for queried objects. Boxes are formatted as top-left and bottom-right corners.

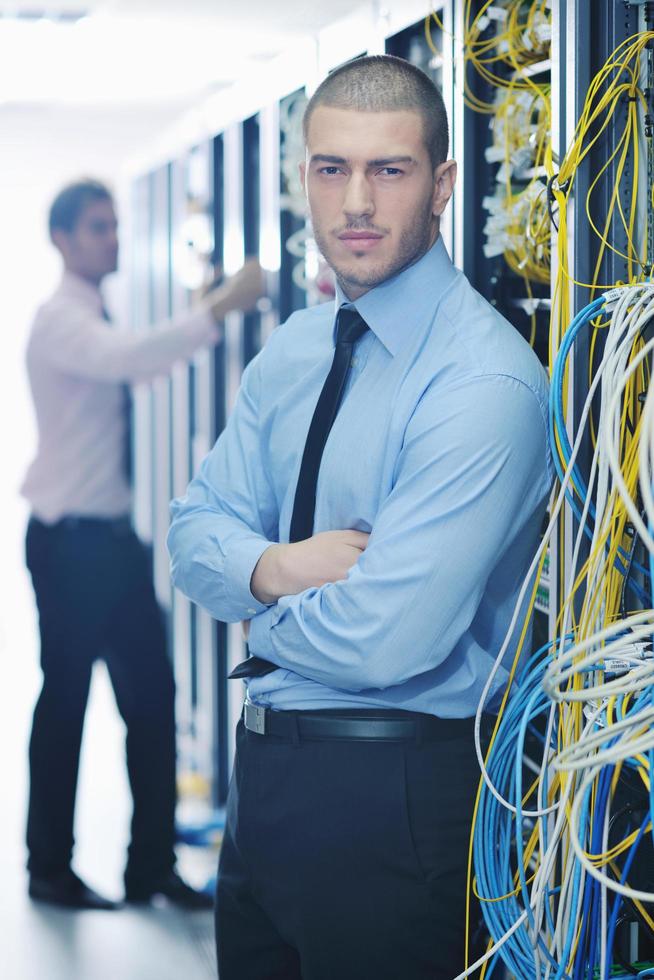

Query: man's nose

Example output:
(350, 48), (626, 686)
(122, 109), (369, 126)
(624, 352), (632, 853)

(342, 173), (374, 220)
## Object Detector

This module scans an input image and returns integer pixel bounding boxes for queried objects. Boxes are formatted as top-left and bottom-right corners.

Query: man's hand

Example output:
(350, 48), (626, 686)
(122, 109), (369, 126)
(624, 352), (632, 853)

(243, 529), (366, 640)
(250, 530), (370, 606)
(205, 257), (265, 320)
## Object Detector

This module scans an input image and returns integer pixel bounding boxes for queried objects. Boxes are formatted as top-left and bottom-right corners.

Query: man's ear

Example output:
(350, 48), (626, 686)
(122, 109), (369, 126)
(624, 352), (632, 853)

(299, 160), (307, 194)
(431, 159), (457, 218)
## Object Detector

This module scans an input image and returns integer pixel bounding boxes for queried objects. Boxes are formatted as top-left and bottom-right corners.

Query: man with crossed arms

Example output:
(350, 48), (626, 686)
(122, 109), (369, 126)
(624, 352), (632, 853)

(169, 55), (551, 979)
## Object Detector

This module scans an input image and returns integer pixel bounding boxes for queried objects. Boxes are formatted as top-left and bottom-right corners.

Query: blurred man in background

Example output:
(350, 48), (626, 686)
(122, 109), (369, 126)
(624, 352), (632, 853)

(22, 178), (263, 911)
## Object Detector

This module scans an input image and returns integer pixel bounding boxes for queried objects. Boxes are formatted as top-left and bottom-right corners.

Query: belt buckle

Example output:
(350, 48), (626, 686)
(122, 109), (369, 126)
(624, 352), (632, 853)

(245, 700), (266, 735)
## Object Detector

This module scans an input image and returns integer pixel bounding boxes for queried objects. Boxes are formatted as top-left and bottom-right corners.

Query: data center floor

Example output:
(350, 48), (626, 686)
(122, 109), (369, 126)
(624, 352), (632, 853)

(0, 655), (218, 980)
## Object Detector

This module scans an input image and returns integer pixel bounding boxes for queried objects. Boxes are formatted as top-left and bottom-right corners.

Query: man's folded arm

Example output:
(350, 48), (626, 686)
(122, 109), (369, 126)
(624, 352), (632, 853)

(167, 349), (279, 623)
(247, 375), (551, 692)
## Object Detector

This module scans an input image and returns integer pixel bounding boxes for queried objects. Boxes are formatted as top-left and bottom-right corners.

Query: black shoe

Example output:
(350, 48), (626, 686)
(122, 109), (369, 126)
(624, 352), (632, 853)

(124, 870), (214, 910)
(29, 870), (119, 911)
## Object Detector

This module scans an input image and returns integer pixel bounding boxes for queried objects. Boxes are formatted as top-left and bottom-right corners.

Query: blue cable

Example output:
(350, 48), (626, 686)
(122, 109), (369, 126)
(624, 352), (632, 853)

(604, 815), (650, 980)
(549, 296), (651, 588)
(475, 296), (654, 974)
(474, 639), (576, 977)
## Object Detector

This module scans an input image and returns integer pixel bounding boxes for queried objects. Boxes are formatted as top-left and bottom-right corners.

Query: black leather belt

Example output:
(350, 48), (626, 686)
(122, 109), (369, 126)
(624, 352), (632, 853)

(31, 515), (132, 536)
(243, 699), (475, 742)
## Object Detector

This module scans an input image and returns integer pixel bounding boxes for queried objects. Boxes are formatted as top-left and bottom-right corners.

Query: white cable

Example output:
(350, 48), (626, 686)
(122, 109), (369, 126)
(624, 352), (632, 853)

(474, 287), (654, 815)
(473, 284), (654, 975)
(450, 911), (530, 980)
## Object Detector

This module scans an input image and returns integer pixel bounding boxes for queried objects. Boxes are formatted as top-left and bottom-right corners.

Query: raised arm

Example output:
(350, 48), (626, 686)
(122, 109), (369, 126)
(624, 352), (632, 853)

(35, 260), (264, 383)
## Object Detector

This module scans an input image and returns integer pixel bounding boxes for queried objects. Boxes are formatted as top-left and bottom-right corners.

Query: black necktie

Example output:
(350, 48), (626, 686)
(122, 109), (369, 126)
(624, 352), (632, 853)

(101, 305), (133, 483)
(229, 307), (369, 680)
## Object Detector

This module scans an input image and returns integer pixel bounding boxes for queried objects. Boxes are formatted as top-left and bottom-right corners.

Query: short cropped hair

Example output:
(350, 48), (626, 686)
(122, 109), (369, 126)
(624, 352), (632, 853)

(48, 179), (113, 237)
(303, 55), (449, 169)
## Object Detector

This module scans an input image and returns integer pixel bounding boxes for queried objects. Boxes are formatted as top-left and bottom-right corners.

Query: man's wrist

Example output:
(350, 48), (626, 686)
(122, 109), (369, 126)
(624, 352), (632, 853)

(250, 543), (287, 605)
(205, 284), (231, 324)
(206, 272), (248, 323)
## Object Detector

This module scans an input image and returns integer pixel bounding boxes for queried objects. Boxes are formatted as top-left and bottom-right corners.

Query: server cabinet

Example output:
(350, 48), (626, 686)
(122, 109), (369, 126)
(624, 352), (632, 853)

(211, 133), (230, 806)
(242, 114), (262, 368)
(279, 89), (309, 322)
(150, 164), (174, 613)
(220, 119), (249, 785)
(385, 5), (455, 262)
(259, 101), (282, 343)
(131, 174), (154, 547)
(169, 150), (199, 783)
(185, 141), (221, 802)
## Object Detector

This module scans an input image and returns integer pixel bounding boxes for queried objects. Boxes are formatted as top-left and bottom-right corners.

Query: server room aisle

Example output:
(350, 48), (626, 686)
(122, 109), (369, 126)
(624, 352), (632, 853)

(0, 643), (217, 980)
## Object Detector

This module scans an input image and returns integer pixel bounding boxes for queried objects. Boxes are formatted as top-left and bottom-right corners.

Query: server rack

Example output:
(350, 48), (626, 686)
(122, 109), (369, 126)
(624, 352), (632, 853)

(150, 164), (173, 615)
(185, 140), (220, 802)
(211, 132), (230, 806)
(456, 2), (654, 969)
(130, 173), (154, 548)
(219, 120), (247, 787)
(279, 89), (307, 324)
(560, 4), (654, 961)
(259, 100), (282, 346)
(131, 143), (223, 803)
(385, 3), (456, 262)
(169, 150), (195, 773)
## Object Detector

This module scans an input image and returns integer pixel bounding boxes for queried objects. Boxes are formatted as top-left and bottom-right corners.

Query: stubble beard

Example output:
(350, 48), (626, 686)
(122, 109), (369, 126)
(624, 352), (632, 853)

(312, 206), (437, 298)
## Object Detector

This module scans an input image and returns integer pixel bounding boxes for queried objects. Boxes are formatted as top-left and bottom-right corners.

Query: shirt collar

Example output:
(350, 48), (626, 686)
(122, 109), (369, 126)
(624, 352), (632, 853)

(333, 235), (458, 356)
(59, 270), (105, 314)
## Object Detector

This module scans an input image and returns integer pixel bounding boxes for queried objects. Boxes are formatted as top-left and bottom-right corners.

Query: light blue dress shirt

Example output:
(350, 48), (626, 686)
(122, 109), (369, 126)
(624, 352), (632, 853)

(167, 236), (552, 717)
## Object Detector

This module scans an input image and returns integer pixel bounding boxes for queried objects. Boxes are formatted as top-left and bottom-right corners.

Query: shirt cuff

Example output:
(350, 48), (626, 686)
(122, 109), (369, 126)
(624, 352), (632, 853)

(223, 536), (275, 618)
(247, 604), (278, 659)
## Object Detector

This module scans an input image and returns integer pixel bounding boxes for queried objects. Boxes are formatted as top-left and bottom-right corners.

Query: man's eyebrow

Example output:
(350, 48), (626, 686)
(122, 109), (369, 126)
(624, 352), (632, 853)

(309, 154), (417, 167)
(367, 156), (416, 167)
(310, 154), (347, 164)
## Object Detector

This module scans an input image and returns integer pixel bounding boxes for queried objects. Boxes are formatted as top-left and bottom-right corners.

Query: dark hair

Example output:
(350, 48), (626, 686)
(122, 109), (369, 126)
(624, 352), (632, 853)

(303, 55), (449, 169)
(48, 179), (113, 237)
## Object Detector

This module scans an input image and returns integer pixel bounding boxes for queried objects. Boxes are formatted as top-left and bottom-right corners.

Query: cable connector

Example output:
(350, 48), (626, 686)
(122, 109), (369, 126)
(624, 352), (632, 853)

(602, 286), (627, 311)
(603, 643), (653, 678)
(603, 281), (654, 312)
(584, 698), (609, 727)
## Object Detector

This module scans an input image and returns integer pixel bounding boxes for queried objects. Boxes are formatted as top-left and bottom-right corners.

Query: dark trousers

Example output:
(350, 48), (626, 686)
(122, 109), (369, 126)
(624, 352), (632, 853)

(216, 716), (481, 980)
(25, 516), (177, 886)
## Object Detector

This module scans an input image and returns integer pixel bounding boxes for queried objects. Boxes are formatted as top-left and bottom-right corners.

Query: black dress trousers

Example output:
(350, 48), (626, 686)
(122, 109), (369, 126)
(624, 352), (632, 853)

(25, 517), (177, 886)
(216, 717), (481, 980)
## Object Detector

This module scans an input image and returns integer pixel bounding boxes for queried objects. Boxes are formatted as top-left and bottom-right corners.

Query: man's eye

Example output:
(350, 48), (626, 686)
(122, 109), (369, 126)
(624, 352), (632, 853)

(379, 167), (402, 176)
(320, 167), (343, 176)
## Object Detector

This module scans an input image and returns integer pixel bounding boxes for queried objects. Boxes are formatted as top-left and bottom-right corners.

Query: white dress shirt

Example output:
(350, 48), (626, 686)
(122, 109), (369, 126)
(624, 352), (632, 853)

(22, 271), (219, 524)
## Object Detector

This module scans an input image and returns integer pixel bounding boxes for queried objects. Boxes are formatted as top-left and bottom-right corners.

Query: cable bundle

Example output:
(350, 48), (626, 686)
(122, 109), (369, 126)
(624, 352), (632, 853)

(419, 10), (654, 977)
(550, 31), (653, 364)
(461, 285), (654, 980)
(427, 1), (553, 343)
(426, 1), (551, 115)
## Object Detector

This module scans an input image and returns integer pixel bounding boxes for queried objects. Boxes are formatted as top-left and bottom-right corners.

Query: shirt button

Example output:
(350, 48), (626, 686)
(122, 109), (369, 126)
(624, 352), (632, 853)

(247, 608), (257, 615)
